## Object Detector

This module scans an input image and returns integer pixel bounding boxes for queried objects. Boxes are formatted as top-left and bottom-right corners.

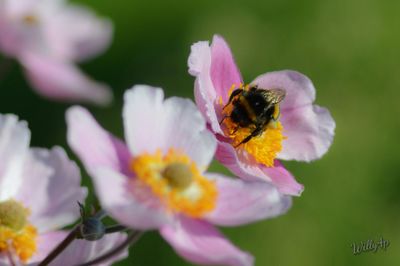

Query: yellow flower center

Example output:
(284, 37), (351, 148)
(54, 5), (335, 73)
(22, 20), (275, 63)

(130, 149), (217, 218)
(0, 200), (37, 263)
(219, 84), (286, 167)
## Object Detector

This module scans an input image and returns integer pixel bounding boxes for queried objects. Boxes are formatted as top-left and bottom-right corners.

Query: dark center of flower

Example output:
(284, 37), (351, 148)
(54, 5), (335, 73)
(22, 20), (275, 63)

(0, 200), (28, 231)
(162, 163), (193, 189)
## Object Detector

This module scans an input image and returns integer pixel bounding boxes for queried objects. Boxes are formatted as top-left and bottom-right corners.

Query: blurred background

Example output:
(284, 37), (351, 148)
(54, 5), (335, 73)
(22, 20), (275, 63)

(1, 0), (399, 265)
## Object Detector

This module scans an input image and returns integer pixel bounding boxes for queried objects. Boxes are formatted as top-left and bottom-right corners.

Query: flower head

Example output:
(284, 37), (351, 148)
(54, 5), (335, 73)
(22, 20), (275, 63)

(0, 114), (127, 265)
(188, 35), (336, 196)
(67, 85), (292, 266)
(0, 0), (113, 105)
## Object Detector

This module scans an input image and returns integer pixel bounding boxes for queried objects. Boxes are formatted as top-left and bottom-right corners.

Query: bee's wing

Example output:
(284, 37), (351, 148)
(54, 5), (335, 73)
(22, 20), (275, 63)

(260, 88), (286, 105)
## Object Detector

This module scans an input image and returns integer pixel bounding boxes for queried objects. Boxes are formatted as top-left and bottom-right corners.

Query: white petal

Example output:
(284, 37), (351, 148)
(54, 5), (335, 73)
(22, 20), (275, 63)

(92, 167), (172, 230)
(123, 85), (216, 168)
(0, 114), (30, 201)
(16, 147), (87, 233)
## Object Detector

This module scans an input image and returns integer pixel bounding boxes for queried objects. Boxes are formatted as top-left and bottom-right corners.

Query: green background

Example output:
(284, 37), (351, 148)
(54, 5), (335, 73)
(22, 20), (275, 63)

(1, 0), (399, 265)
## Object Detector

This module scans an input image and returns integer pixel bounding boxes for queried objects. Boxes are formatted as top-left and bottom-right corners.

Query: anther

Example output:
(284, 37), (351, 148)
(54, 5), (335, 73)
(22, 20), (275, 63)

(162, 163), (193, 189)
(0, 200), (28, 231)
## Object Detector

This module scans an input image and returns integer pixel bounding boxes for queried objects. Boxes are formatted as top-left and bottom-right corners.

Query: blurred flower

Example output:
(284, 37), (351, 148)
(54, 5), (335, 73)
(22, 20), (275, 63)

(67, 85), (292, 266)
(0, 0), (113, 105)
(188, 35), (336, 196)
(0, 114), (127, 265)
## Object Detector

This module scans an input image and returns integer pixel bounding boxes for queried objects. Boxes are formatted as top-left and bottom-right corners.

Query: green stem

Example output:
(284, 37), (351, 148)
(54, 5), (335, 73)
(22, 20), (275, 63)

(38, 226), (80, 266)
(105, 224), (128, 234)
(38, 208), (107, 266)
(76, 230), (144, 266)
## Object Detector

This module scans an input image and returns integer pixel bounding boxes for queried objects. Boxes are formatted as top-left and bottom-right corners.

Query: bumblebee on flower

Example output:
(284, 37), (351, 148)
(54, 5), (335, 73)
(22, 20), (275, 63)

(188, 34), (336, 196)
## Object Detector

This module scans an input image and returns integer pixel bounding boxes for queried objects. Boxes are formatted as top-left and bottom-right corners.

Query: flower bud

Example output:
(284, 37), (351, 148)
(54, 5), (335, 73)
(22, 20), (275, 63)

(79, 217), (105, 241)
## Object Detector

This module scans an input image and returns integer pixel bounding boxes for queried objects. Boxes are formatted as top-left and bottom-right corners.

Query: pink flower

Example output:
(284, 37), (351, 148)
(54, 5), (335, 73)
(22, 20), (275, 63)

(0, 0), (113, 105)
(188, 35), (336, 196)
(0, 114), (127, 265)
(67, 85), (292, 266)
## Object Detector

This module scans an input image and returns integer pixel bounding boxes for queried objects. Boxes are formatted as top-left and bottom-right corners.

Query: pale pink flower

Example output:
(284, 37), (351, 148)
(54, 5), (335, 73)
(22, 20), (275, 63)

(0, 0), (113, 105)
(0, 114), (127, 265)
(67, 85), (292, 266)
(188, 35), (336, 196)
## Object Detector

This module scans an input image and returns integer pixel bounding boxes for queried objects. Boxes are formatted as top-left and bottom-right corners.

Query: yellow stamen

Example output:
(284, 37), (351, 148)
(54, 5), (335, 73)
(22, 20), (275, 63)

(220, 84), (286, 167)
(0, 200), (37, 263)
(130, 149), (217, 218)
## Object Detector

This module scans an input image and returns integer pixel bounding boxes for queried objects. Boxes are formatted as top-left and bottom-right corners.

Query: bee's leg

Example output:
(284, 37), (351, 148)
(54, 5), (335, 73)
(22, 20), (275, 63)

(234, 127), (263, 148)
(219, 116), (228, 125)
(228, 89), (243, 103)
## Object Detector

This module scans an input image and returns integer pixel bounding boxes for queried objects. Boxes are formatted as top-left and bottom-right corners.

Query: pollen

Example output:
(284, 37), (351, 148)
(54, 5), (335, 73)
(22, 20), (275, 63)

(130, 149), (217, 218)
(0, 200), (37, 263)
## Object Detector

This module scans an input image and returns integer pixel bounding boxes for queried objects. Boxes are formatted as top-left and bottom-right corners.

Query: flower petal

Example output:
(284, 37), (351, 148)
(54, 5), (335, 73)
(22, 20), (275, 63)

(204, 173), (291, 226)
(16, 147), (87, 233)
(29, 230), (67, 264)
(92, 167), (171, 230)
(123, 85), (216, 168)
(30, 231), (128, 266)
(160, 217), (253, 266)
(210, 35), (243, 104)
(123, 85), (165, 156)
(66, 106), (131, 176)
(189, 41), (222, 134)
(215, 142), (303, 196)
(278, 104), (336, 161)
(188, 35), (243, 135)
(162, 96), (216, 168)
(0, 114), (30, 201)
(20, 52), (112, 105)
(252, 70), (316, 110)
(252, 70), (335, 161)
(261, 160), (305, 196)
(44, 4), (113, 62)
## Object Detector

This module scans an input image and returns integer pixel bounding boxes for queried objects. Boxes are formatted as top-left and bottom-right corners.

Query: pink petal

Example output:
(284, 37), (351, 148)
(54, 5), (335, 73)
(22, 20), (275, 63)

(189, 41), (222, 134)
(66, 106), (131, 176)
(210, 35), (243, 104)
(215, 142), (303, 196)
(123, 85), (216, 168)
(51, 233), (128, 266)
(44, 4), (113, 62)
(30, 231), (128, 266)
(0, 114), (30, 201)
(252, 70), (316, 110)
(92, 167), (171, 230)
(20, 52), (112, 105)
(188, 35), (243, 135)
(204, 173), (291, 226)
(261, 160), (305, 196)
(16, 147), (87, 233)
(29, 230), (67, 264)
(252, 70), (335, 161)
(160, 217), (253, 266)
(279, 104), (335, 161)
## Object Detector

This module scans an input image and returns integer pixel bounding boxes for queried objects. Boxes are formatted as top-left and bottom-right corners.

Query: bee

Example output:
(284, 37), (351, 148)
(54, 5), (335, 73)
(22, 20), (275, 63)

(220, 85), (286, 147)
